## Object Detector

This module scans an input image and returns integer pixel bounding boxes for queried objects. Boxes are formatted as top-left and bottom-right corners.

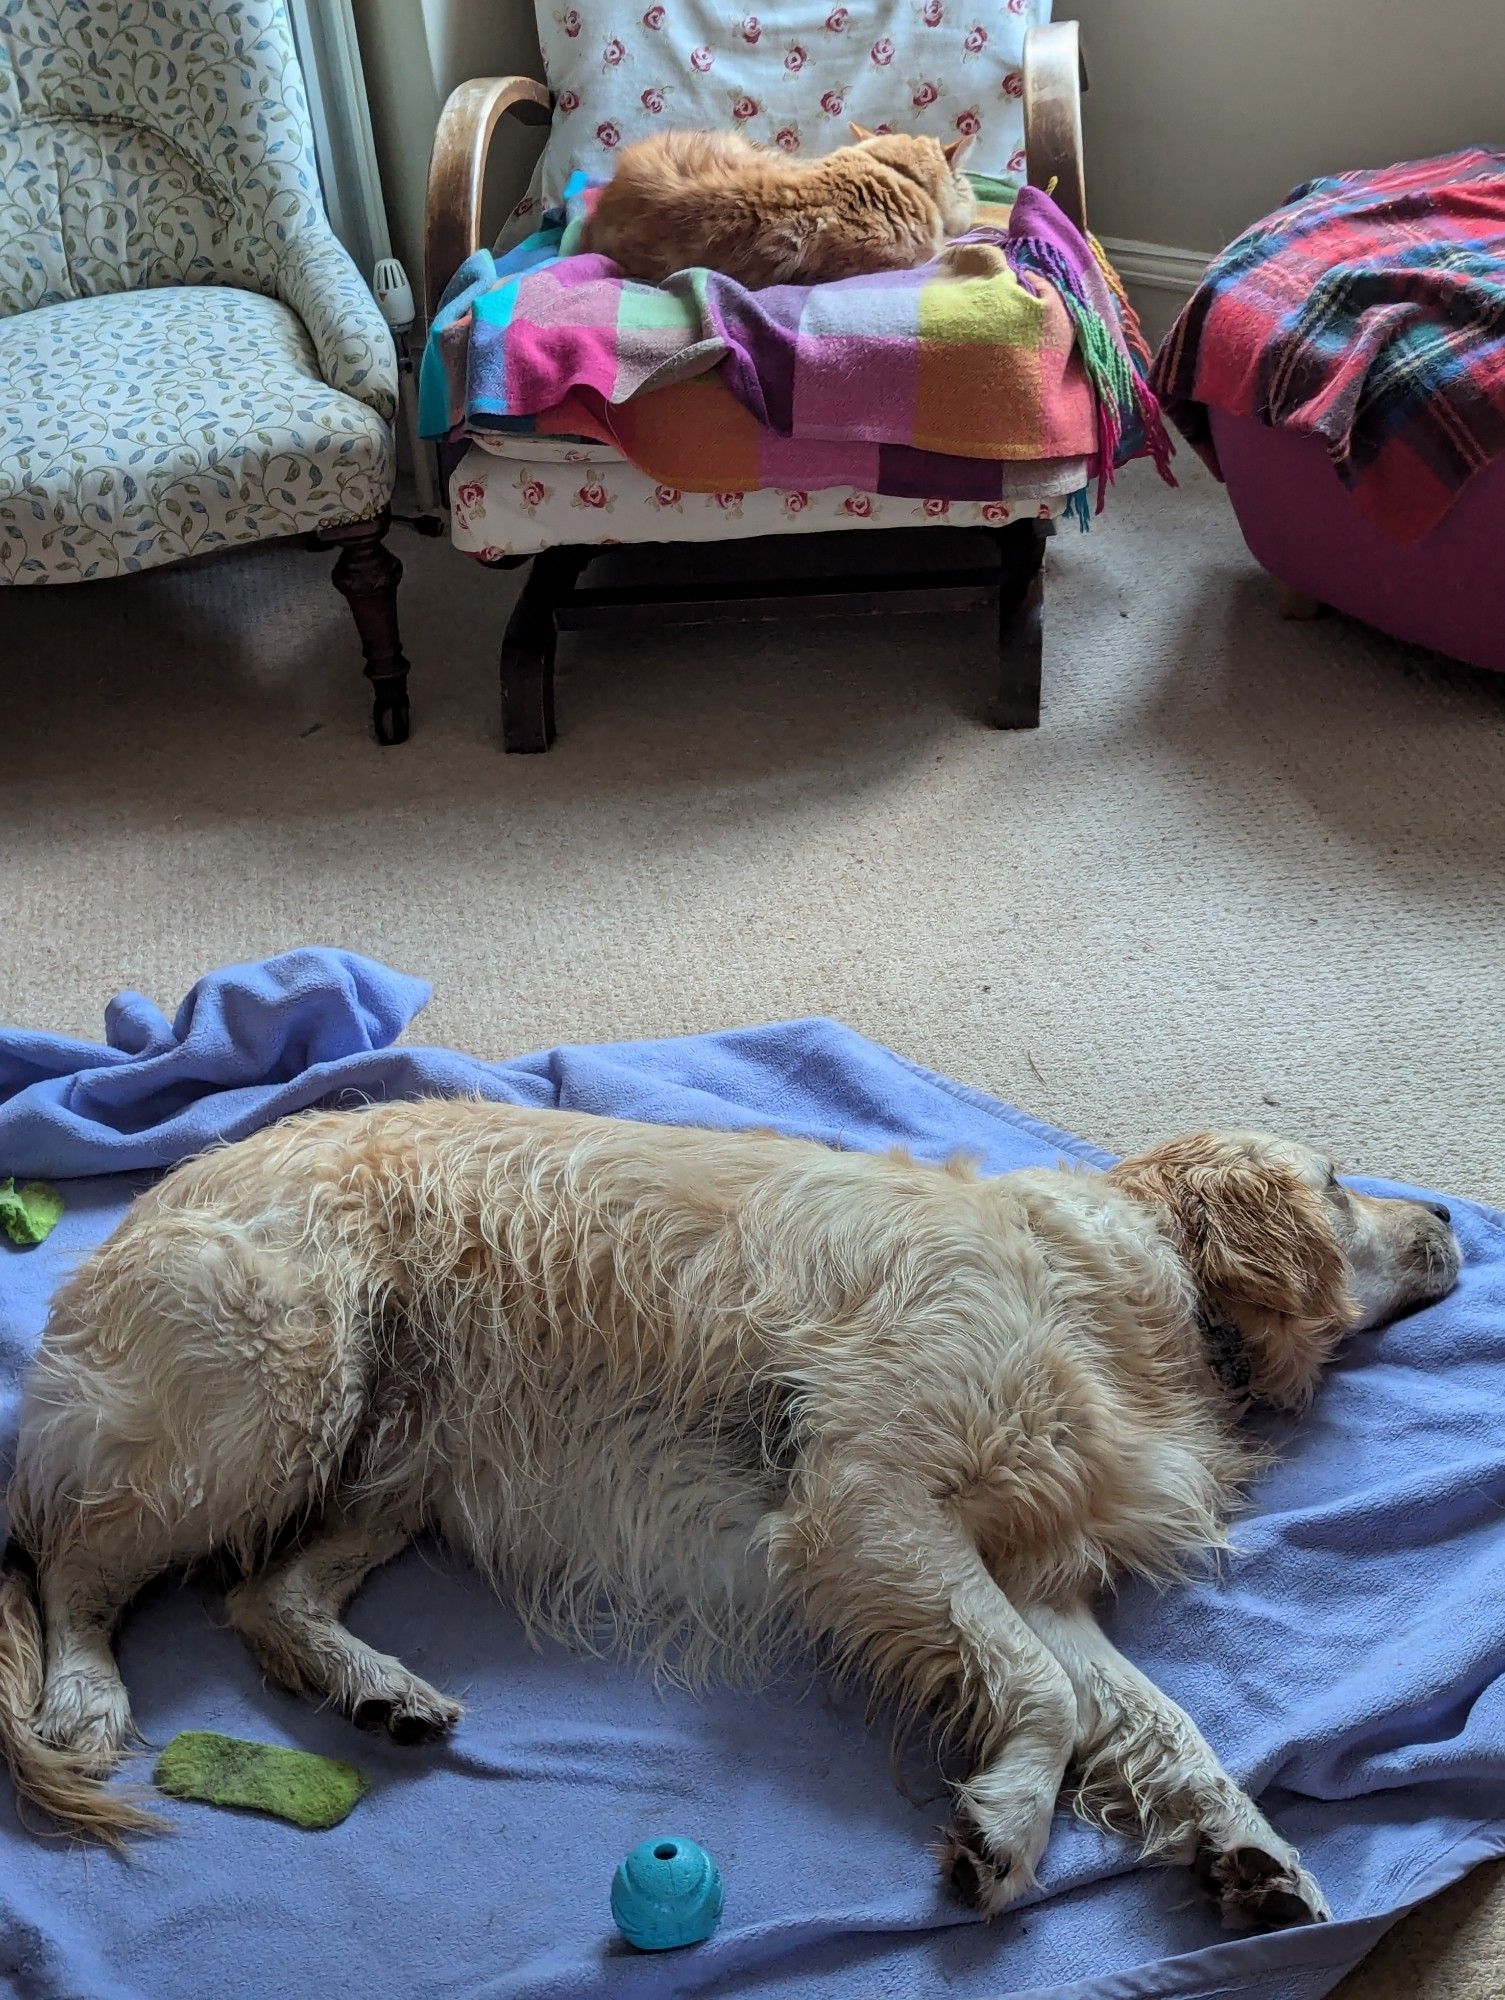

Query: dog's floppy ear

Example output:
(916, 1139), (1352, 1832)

(1195, 1161), (1344, 1325)
(1111, 1136), (1356, 1403)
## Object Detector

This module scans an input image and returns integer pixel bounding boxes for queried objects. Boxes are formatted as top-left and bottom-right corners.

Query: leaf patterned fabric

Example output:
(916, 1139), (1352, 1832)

(0, 286), (394, 582)
(0, 0), (396, 583)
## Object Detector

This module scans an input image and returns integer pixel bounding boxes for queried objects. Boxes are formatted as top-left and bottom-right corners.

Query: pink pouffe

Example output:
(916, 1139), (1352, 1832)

(1153, 147), (1505, 679)
(1209, 408), (1505, 675)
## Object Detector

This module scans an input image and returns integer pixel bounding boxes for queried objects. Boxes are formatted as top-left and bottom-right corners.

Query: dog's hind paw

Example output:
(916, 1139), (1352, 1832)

(1192, 1835), (1331, 1931)
(35, 1670), (134, 1775)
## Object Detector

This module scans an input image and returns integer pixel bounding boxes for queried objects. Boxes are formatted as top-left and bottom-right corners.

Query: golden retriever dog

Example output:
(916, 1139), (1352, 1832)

(0, 1104), (1458, 1927)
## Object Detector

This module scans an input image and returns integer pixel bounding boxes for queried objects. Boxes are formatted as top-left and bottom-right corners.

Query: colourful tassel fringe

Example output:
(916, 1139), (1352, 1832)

(1007, 235), (1176, 511)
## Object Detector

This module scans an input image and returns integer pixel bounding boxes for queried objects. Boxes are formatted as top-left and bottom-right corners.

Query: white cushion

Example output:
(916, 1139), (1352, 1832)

(447, 442), (1081, 557)
(520, 0), (1052, 218)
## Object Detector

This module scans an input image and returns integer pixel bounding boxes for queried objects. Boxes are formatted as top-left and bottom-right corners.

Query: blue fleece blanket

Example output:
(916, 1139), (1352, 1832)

(1, 952), (1501, 2000)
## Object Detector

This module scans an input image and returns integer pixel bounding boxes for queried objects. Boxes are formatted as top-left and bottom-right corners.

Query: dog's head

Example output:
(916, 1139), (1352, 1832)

(1110, 1131), (1460, 1407)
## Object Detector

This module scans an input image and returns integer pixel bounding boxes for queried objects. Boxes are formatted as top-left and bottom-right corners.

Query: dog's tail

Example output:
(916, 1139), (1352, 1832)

(0, 1555), (161, 1846)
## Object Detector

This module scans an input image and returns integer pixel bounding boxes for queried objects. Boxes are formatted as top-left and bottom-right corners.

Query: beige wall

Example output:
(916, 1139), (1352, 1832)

(1070, 0), (1505, 255)
(354, 0), (545, 313)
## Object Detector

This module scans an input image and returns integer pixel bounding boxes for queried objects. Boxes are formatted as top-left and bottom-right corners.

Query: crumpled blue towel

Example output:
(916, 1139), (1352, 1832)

(1, 952), (1501, 2000)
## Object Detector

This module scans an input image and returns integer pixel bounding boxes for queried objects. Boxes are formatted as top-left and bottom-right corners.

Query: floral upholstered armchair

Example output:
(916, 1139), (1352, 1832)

(0, 0), (412, 744)
(425, 4), (1089, 750)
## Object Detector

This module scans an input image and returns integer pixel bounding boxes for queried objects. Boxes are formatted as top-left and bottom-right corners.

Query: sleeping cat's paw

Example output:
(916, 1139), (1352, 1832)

(939, 242), (1009, 279)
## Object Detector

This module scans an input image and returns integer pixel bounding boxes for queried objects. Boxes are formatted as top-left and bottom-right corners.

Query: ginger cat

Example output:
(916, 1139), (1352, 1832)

(582, 124), (977, 288)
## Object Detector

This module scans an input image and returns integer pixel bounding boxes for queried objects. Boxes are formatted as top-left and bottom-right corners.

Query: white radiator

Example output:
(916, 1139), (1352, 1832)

(287, 0), (390, 273)
(286, 0), (436, 509)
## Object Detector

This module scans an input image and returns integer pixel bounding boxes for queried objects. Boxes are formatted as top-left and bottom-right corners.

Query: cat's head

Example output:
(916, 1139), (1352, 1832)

(847, 126), (977, 236)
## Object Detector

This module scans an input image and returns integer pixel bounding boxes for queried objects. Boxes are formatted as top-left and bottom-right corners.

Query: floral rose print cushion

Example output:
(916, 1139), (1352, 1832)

(515, 0), (1051, 224)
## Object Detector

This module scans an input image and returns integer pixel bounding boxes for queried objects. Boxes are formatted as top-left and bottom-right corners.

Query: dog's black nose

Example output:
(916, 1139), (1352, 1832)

(1425, 1200), (1451, 1224)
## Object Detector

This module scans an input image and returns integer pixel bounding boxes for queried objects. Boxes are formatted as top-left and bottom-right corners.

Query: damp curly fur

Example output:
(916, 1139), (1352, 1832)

(0, 1103), (1458, 1924)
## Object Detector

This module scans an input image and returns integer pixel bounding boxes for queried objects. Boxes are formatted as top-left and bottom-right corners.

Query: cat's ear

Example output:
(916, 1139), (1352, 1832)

(848, 121), (875, 142)
(943, 135), (975, 170)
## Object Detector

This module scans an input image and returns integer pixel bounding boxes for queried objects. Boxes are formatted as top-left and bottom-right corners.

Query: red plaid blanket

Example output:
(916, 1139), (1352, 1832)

(1152, 148), (1505, 544)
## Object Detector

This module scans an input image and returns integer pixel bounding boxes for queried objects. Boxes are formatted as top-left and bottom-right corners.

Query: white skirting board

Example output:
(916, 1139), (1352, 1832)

(1100, 238), (1213, 298)
(1099, 238), (1211, 351)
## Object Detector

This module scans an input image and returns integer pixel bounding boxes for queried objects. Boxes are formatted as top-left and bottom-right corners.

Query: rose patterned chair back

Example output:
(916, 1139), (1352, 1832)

(0, 0), (325, 318)
(519, 0), (1052, 220)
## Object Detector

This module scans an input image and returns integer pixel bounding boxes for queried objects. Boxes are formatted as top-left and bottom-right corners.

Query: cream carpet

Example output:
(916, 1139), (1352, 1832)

(1, 458), (1501, 1992)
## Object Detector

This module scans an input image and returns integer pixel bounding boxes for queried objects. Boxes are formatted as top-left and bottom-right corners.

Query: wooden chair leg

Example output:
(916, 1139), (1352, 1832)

(992, 519), (1048, 729)
(1275, 580), (1326, 621)
(500, 547), (590, 752)
(324, 510), (411, 745)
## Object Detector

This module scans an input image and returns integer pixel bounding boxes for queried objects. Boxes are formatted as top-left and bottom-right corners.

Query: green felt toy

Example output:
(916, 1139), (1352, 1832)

(0, 1178), (64, 1248)
(154, 1732), (368, 1831)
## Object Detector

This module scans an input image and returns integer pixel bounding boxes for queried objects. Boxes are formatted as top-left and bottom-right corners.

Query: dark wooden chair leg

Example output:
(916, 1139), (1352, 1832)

(991, 518), (1048, 729)
(324, 509), (411, 746)
(500, 546), (591, 752)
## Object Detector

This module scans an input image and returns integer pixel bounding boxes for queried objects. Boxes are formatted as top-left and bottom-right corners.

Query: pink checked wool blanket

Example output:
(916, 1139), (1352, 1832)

(1153, 148), (1505, 545)
(419, 177), (1172, 509)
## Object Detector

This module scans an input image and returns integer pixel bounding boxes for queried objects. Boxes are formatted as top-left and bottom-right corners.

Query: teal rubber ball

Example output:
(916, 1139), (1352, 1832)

(611, 1836), (724, 1950)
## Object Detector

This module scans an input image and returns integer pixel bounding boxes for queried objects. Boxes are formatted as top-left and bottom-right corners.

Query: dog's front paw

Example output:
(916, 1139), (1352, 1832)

(940, 1796), (1054, 1919)
(348, 1664), (462, 1744)
(1192, 1836), (1331, 1931)
(349, 1677), (462, 1746)
(941, 1812), (1016, 1918)
(942, 1746), (1063, 1916)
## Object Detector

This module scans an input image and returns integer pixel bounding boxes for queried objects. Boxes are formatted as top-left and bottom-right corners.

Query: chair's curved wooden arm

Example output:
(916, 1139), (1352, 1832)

(1023, 21), (1087, 236)
(425, 76), (553, 321)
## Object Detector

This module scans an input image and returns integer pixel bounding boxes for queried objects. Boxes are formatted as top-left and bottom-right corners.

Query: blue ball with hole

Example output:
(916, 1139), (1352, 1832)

(611, 1836), (724, 1950)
